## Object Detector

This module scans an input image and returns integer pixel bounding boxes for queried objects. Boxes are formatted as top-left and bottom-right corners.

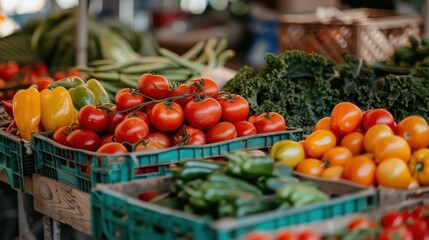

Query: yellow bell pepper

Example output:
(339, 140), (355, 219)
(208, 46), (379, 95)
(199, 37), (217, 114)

(12, 86), (41, 140)
(409, 148), (429, 186)
(40, 86), (75, 132)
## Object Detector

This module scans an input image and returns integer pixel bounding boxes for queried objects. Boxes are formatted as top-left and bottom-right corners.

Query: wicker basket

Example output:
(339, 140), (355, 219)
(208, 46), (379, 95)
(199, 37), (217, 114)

(278, 8), (423, 63)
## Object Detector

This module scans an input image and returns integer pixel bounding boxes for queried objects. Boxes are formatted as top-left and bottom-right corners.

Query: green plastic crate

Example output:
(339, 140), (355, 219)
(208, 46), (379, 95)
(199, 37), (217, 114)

(33, 128), (303, 192)
(91, 175), (377, 240)
(0, 129), (34, 192)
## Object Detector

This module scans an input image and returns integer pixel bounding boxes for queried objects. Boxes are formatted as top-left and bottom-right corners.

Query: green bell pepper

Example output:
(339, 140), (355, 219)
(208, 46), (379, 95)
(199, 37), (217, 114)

(68, 84), (96, 110)
(86, 78), (111, 105)
(48, 76), (85, 90)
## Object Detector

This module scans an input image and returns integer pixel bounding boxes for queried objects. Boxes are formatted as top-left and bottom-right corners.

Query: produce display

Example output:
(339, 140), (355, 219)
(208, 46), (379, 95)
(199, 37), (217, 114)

(269, 101), (429, 190)
(243, 202), (429, 240)
(223, 50), (429, 134)
(383, 35), (429, 68)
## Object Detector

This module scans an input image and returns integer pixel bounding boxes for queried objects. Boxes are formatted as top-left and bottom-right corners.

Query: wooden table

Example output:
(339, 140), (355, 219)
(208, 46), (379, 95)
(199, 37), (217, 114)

(0, 172), (92, 238)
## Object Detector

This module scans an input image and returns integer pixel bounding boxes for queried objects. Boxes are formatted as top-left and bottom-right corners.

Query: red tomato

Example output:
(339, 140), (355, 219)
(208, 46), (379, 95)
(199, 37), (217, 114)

(96, 142), (128, 154)
(100, 134), (114, 145)
(36, 77), (54, 91)
(134, 140), (165, 152)
(115, 88), (145, 111)
(66, 129), (100, 151)
(53, 71), (67, 81)
(233, 121), (257, 137)
(78, 105), (109, 132)
(330, 102), (363, 134)
(276, 230), (297, 240)
(347, 218), (376, 230)
(67, 68), (81, 77)
(106, 105), (125, 134)
(173, 125), (206, 146)
(114, 117), (149, 144)
(254, 112), (286, 133)
(378, 226), (413, 240)
(244, 232), (271, 240)
(138, 191), (158, 202)
(413, 205), (429, 219)
(206, 122), (237, 143)
(148, 132), (172, 148)
(0, 61), (19, 80)
(407, 219), (428, 240)
(137, 73), (170, 100)
(402, 210), (416, 225)
(149, 102), (184, 132)
(297, 230), (321, 240)
(184, 98), (222, 130)
(126, 111), (150, 128)
(363, 108), (397, 132)
(142, 102), (156, 116)
(217, 94), (250, 123)
(52, 125), (79, 146)
(381, 211), (404, 228)
(189, 78), (219, 97)
(167, 83), (193, 108)
(247, 114), (258, 124)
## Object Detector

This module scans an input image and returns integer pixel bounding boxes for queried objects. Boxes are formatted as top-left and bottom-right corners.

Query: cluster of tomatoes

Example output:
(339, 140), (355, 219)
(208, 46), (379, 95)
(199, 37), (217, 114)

(287, 102), (429, 189)
(244, 204), (429, 240)
(0, 61), (81, 99)
(52, 74), (287, 155)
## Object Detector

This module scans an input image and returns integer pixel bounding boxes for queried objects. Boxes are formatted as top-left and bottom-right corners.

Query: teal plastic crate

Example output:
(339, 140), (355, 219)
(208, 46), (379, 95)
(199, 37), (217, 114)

(91, 175), (377, 240)
(33, 128), (303, 192)
(0, 129), (34, 192)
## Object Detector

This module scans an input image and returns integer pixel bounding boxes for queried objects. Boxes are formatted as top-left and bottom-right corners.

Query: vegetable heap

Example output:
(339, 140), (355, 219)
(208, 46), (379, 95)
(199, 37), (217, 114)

(222, 50), (429, 134)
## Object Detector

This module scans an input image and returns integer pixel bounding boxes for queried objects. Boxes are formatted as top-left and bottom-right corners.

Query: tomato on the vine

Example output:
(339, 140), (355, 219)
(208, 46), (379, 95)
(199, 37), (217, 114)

(363, 108), (397, 132)
(184, 97), (222, 130)
(233, 121), (257, 137)
(97, 142), (128, 154)
(115, 88), (145, 111)
(150, 102), (184, 132)
(330, 102), (363, 134)
(148, 132), (172, 148)
(217, 94), (249, 123)
(189, 78), (219, 97)
(381, 211), (404, 228)
(78, 105), (108, 132)
(66, 129), (100, 151)
(134, 140), (165, 152)
(206, 122), (237, 143)
(173, 125), (206, 146)
(167, 83), (193, 108)
(53, 124), (80, 146)
(114, 117), (149, 144)
(254, 112), (286, 133)
(106, 105), (125, 134)
(137, 73), (170, 100)
(378, 226), (413, 240)
(126, 111), (150, 128)
(100, 134), (114, 145)
(247, 114), (258, 124)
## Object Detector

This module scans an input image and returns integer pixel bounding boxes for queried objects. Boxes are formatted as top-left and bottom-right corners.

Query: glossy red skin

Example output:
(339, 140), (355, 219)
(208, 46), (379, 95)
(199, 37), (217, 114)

(0, 61), (19, 80)
(134, 140), (165, 152)
(149, 102), (184, 132)
(167, 83), (194, 108)
(148, 132), (172, 148)
(100, 134), (114, 145)
(184, 98), (222, 130)
(206, 122), (237, 143)
(96, 142), (128, 154)
(347, 218), (376, 230)
(330, 102), (363, 135)
(137, 73), (170, 100)
(381, 211), (404, 228)
(413, 205), (429, 219)
(276, 230), (298, 240)
(189, 78), (219, 97)
(114, 117), (149, 144)
(254, 112), (286, 133)
(247, 114), (258, 124)
(142, 103), (156, 116)
(173, 125), (206, 146)
(138, 191), (158, 201)
(126, 111), (150, 128)
(297, 230), (321, 240)
(52, 125), (80, 146)
(363, 109), (397, 132)
(217, 94), (250, 123)
(115, 88), (145, 111)
(78, 105), (109, 132)
(66, 129), (100, 151)
(106, 105), (125, 134)
(378, 226), (413, 240)
(233, 121), (257, 137)
(407, 219), (428, 240)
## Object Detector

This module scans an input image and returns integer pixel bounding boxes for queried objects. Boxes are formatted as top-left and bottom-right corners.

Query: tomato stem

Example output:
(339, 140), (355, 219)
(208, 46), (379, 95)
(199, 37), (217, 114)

(415, 162), (424, 172)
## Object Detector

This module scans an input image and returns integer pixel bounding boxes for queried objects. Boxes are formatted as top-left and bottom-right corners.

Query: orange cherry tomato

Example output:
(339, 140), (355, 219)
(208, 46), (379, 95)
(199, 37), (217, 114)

(373, 135), (411, 164)
(376, 158), (412, 189)
(363, 124), (394, 153)
(304, 129), (336, 158)
(321, 146), (352, 167)
(341, 132), (364, 156)
(296, 158), (325, 177)
(330, 102), (363, 135)
(314, 117), (341, 143)
(321, 166), (344, 180)
(343, 155), (376, 186)
(397, 115), (429, 150)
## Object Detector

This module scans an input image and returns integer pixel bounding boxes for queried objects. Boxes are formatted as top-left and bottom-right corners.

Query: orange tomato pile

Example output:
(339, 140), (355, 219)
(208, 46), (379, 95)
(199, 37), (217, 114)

(292, 102), (429, 189)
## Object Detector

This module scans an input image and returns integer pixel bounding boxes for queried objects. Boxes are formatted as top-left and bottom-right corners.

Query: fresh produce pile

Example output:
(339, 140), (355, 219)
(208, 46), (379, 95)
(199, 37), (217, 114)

(270, 101), (429, 190)
(78, 38), (235, 100)
(222, 50), (429, 134)
(243, 203), (429, 240)
(141, 151), (329, 219)
(383, 35), (429, 68)
(10, 73), (288, 154)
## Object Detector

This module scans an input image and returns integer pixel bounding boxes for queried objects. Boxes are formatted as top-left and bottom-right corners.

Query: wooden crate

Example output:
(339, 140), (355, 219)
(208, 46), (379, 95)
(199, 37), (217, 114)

(278, 8), (423, 63)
